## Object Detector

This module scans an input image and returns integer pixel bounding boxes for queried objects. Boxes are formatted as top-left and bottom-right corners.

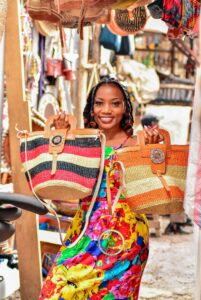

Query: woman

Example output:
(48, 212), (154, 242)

(39, 78), (163, 300)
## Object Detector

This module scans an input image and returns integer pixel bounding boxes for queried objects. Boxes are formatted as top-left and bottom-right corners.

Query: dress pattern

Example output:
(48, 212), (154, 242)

(39, 147), (149, 300)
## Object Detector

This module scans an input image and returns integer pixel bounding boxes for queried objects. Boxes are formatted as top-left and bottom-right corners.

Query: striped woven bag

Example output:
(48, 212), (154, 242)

(18, 115), (105, 202)
(115, 129), (189, 215)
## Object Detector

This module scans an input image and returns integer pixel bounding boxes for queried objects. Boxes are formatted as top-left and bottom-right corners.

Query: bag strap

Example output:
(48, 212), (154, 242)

(44, 114), (77, 136)
(137, 128), (171, 150)
(106, 160), (126, 216)
(67, 132), (106, 248)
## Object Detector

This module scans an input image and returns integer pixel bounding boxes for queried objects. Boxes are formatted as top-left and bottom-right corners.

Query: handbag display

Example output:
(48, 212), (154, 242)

(17, 115), (106, 202)
(115, 129), (189, 215)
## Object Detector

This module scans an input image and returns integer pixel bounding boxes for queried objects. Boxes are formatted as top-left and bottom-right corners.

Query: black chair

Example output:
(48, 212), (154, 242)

(0, 192), (48, 242)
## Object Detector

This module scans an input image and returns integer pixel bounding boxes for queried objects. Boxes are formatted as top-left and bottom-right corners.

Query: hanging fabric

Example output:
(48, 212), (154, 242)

(115, 36), (131, 56)
(161, 0), (201, 38)
(99, 25), (122, 51)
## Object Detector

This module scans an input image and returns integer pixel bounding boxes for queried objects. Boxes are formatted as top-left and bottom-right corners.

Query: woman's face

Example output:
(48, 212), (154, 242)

(93, 84), (125, 131)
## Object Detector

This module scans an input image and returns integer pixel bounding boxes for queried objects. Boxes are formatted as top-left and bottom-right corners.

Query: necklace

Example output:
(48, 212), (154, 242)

(113, 135), (130, 150)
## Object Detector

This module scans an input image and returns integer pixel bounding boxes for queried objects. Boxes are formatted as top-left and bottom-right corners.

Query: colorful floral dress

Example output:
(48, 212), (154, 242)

(39, 147), (149, 300)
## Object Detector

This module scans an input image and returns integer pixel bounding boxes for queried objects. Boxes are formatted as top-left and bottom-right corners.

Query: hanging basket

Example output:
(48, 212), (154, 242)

(107, 7), (147, 36)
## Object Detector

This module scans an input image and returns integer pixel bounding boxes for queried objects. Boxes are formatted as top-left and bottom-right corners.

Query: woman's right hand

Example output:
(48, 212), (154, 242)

(143, 125), (164, 144)
(53, 111), (70, 129)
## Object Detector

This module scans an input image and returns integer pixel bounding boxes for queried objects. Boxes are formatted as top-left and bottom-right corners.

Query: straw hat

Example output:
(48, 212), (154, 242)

(34, 20), (58, 37)
(0, 0), (7, 42)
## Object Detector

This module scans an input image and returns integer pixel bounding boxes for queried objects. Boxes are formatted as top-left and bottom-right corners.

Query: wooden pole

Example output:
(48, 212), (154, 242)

(76, 27), (90, 127)
(5, 0), (42, 299)
(92, 24), (101, 64)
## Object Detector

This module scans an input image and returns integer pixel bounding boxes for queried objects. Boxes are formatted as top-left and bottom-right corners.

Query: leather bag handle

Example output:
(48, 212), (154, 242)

(137, 128), (171, 150)
(44, 114), (77, 138)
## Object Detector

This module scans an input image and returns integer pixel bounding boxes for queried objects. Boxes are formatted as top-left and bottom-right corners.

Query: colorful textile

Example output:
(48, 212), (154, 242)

(39, 147), (149, 300)
(162, 0), (201, 38)
(162, 0), (183, 29)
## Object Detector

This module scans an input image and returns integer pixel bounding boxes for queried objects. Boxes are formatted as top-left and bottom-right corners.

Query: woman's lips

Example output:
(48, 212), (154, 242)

(99, 117), (114, 124)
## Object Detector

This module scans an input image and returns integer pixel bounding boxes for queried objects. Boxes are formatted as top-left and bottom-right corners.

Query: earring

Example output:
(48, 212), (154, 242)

(89, 111), (97, 128)
(89, 120), (97, 128)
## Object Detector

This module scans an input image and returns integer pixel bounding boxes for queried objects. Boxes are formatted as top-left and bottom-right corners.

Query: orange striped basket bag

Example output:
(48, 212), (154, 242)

(115, 129), (189, 215)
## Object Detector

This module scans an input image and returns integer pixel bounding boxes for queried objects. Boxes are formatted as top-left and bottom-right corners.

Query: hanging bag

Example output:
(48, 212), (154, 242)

(147, 0), (163, 19)
(115, 129), (189, 215)
(99, 25), (121, 52)
(27, 0), (62, 23)
(46, 58), (63, 77)
(17, 115), (106, 202)
(107, 7), (147, 36)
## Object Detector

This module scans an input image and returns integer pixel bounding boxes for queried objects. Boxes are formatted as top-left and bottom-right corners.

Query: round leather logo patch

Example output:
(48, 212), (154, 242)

(51, 135), (63, 146)
(150, 148), (165, 164)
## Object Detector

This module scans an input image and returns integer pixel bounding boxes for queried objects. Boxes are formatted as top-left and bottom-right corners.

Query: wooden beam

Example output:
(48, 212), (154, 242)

(5, 0), (42, 299)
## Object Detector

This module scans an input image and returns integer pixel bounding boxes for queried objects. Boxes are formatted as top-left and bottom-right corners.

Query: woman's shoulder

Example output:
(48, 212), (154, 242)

(124, 135), (138, 147)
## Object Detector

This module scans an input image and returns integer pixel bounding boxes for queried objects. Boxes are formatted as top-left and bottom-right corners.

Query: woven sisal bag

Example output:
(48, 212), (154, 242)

(18, 115), (105, 202)
(115, 129), (189, 215)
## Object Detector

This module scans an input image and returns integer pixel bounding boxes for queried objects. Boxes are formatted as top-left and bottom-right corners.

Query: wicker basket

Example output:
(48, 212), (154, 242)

(108, 7), (147, 36)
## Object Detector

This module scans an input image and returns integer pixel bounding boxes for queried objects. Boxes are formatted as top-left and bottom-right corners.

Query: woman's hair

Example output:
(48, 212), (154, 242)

(83, 77), (134, 136)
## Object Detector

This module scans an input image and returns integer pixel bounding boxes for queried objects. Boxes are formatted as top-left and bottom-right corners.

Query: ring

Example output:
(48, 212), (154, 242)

(98, 229), (125, 256)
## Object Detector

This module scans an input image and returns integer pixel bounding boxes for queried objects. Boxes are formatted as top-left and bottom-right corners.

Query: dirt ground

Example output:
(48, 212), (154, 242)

(139, 216), (195, 300)
(3, 217), (195, 300)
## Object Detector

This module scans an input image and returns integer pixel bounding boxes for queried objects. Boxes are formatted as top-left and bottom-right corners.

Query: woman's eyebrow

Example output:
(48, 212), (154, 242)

(94, 98), (123, 101)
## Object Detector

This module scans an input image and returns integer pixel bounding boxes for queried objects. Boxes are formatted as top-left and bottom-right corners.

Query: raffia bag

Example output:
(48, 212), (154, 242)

(108, 7), (147, 36)
(17, 115), (105, 202)
(115, 129), (189, 215)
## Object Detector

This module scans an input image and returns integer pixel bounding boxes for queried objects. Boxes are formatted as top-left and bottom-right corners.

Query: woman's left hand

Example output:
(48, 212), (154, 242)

(143, 125), (164, 144)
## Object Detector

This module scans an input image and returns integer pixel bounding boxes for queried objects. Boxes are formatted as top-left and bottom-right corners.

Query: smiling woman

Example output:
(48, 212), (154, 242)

(83, 78), (135, 147)
(39, 78), (163, 300)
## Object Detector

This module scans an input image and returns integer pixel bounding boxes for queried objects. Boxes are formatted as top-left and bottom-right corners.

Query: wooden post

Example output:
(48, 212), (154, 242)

(76, 27), (90, 127)
(92, 24), (101, 64)
(5, 0), (42, 299)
